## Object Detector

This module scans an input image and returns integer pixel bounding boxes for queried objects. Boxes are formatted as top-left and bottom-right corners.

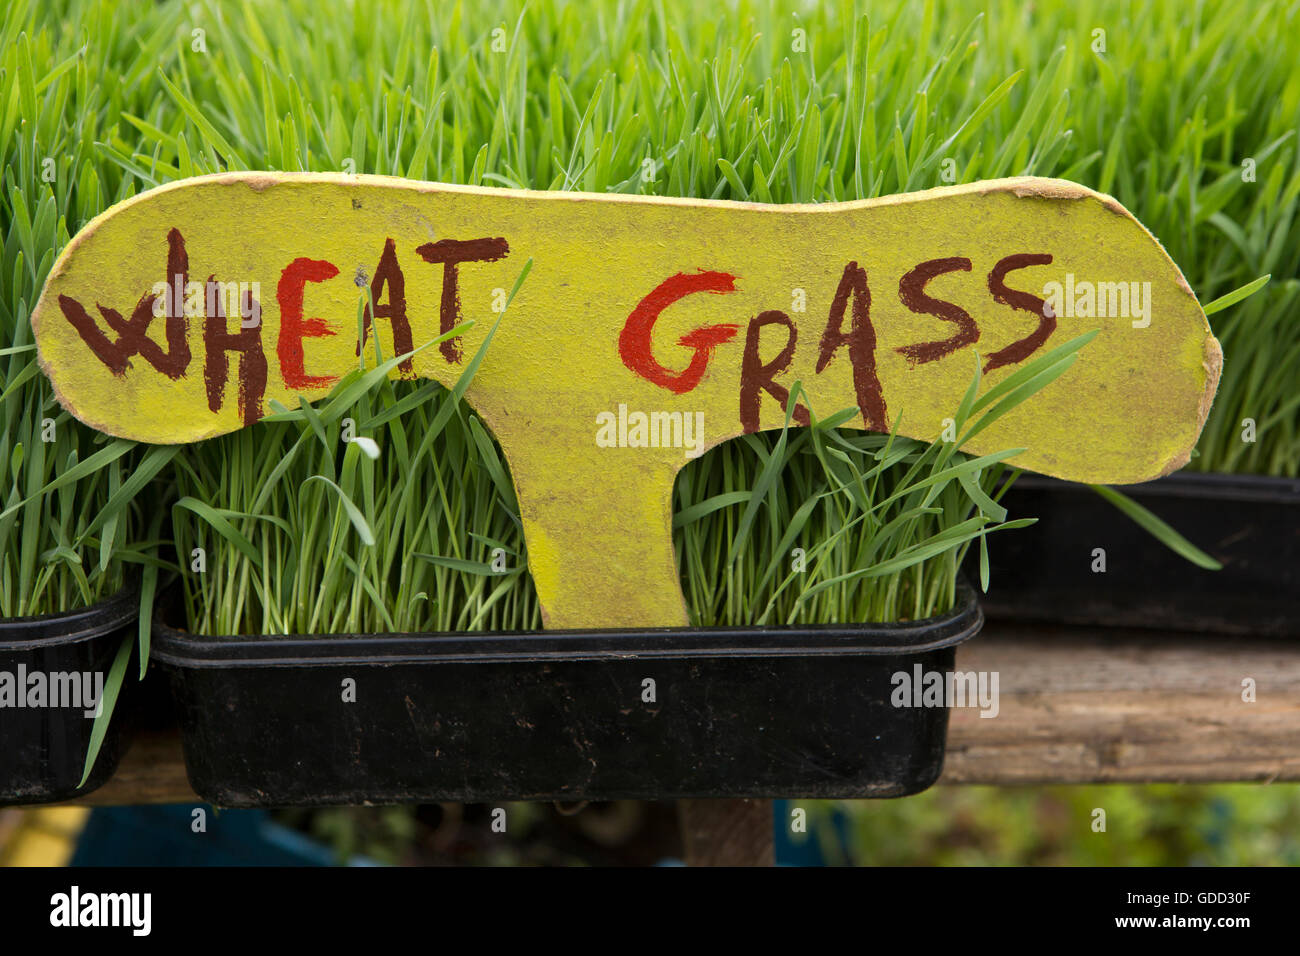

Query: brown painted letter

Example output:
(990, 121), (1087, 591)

(359, 238), (415, 376)
(896, 257), (978, 365)
(817, 262), (888, 432)
(415, 237), (509, 364)
(740, 310), (811, 432)
(984, 253), (1055, 373)
(203, 278), (267, 424)
(57, 228), (192, 378)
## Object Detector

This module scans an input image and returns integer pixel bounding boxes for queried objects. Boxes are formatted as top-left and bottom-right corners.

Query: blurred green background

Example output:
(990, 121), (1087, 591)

(270, 784), (1300, 866)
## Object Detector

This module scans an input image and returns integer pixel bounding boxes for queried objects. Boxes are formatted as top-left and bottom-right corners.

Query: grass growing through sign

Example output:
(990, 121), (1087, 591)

(171, 379), (543, 635)
(171, 286), (542, 636)
(675, 334), (1100, 625)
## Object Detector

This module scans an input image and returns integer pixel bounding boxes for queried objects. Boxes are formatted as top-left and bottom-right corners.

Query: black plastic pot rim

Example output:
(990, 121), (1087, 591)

(1014, 469), (1300, 503)
(152, 581), (982, 668)
(0, 584), (138, 651)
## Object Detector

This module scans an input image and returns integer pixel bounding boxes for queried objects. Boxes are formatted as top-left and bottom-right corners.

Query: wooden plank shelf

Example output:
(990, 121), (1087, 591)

(945, 624), (1300, 784)
(53, 622), (1300, 808)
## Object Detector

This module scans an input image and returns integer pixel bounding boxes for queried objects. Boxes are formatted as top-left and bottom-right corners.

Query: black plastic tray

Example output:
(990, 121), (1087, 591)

(0, 587), (137, 805)
(152, 584), (983, 806)
(975, 472), (1299, 635)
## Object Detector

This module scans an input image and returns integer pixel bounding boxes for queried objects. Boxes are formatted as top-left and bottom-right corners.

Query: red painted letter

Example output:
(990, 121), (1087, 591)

(619, 271), (740, 394)
(277, 257), (341, 390)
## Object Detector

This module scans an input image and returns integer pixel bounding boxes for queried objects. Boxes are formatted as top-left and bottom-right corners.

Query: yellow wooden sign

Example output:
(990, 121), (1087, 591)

(32, 174), (1220, 628)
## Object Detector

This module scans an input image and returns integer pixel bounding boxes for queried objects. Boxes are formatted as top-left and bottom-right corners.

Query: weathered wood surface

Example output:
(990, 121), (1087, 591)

(677, 799), (774, 866)
(943, 625), (1300, 784)
(77, 731), (197, 806)
(52, 623), (1300, 808)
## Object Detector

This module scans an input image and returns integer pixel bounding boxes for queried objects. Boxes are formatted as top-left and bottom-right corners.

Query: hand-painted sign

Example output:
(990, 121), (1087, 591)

(32, 174), (1220, 627)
